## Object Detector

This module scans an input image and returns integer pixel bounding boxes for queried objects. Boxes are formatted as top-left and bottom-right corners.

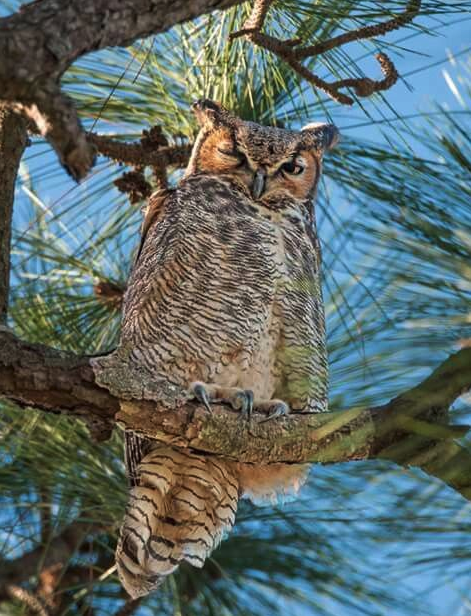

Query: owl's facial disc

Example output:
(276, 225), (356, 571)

(189, 100), (339, 203)
(197, 129), (321, 201)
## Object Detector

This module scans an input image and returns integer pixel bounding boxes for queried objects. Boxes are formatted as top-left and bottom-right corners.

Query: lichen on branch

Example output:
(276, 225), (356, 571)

(1, 325), (471, 501)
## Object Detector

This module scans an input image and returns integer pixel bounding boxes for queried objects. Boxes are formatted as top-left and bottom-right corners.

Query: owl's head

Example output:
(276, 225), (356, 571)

(184, 99), (339, 205)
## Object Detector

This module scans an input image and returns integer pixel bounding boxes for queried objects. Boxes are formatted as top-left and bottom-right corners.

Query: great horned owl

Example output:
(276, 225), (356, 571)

(110, 100), (338, 597)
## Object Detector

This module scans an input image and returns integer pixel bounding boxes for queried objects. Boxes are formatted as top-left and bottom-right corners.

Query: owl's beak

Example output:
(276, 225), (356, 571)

(252, 169), (267, 199)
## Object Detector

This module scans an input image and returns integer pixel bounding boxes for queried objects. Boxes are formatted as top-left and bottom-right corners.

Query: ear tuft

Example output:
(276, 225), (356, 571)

(301, 123), (340, 151)
(191, 99), (225, 128)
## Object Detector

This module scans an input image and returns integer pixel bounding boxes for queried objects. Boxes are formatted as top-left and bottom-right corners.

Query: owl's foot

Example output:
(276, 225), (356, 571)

(190, 382), (289, 423)
(190, 382), (254, 420)
(255, 400), (290, 423)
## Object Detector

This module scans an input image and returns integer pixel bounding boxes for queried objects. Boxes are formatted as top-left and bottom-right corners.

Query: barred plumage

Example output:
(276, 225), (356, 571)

(117, 446), (239, 597)
(108, 100), (338, 597)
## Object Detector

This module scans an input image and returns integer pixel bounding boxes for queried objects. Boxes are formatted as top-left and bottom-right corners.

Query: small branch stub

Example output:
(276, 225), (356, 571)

(114, 169), (153, 204)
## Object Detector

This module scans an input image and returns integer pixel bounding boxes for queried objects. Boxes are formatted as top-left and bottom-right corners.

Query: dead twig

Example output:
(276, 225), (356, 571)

(89, 125), (184, 203)
(87, 132), (191, 170)
(89, 127), (189, 202)
(230, 0), (420, 104)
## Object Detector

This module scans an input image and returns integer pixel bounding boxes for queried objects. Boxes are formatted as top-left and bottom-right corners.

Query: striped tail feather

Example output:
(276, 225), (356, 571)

(116, 444), (240, 598)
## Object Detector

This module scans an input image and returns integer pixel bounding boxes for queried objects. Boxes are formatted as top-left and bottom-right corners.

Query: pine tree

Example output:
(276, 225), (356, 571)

(1, 1), (471, 614)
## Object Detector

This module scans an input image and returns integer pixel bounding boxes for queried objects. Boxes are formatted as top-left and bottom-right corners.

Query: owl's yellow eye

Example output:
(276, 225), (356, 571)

(280, 160), (304, 175)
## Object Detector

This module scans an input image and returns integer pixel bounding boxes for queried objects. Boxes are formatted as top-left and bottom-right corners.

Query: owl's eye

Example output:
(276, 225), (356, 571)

(217, 146), (247, 168)
(217, 146), (239, 157)
(280, 160), (304, 175)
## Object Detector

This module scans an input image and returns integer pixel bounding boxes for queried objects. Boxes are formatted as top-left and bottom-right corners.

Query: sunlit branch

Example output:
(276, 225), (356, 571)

(1, 326), (471, 500)
(230, 0), (420, 104)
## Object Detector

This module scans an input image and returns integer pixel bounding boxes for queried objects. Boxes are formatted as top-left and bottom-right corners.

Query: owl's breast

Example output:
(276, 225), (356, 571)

(120, 176), (286, 390)
(251, 201), (320, 278)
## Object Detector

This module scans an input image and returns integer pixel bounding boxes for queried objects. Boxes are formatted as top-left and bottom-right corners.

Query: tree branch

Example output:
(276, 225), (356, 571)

(0, 106), (27, 324)
(88, 132), (191, 170)
(1, 326), (471, 498)
(110, 349), (471, 485)
(0, 0), (245, 180)
(230, 0), (419, 105)
(0, 517), (106, 602)
(0, 328), (118, 441)
(89, 130), (191, 203)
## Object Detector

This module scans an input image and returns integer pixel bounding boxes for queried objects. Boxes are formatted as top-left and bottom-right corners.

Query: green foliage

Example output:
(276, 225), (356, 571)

(2, 1), (471, 615)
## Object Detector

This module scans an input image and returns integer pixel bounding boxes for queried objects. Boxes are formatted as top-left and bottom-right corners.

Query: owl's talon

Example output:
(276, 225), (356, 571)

(234, 389), (254, 421)
(190, 382), (289, 424)
(257, 401), (289, 424)
(191, 382), (212, 413)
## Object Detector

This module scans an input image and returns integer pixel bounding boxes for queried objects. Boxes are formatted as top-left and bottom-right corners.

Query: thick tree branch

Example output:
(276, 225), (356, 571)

(0, 0), (244, 179)
(99, 348), (471, 465)
(0, 106), (27, 324)
(1, 326), (471, 498)
(0, 328), (118, 441)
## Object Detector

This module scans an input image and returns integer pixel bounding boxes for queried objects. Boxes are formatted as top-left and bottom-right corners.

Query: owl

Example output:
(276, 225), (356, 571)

(109, 100), (338, 598)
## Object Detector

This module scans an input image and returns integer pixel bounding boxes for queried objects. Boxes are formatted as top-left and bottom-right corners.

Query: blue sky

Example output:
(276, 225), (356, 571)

(4, 4), (471, 615)
(318, 16), (471, 615)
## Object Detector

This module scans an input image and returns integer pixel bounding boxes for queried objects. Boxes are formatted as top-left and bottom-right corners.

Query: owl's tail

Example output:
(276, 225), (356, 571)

(116, 445), (239, 599)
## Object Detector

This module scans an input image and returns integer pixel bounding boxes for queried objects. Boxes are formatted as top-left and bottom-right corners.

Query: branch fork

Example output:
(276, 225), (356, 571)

(230, 0), (420, 105)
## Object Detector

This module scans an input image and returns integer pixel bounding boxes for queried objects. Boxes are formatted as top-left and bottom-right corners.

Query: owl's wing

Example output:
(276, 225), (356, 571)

(124, 190), (177, 487)
(277, 221), (328, 413)
(134, 189), (174, 266)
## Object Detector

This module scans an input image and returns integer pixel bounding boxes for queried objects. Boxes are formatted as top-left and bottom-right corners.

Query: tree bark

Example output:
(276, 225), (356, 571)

(0, 106), (27, 323)
(0, 0), (245, 179)
(0, 328), (118, 441)
(1, 325), (471, 499)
